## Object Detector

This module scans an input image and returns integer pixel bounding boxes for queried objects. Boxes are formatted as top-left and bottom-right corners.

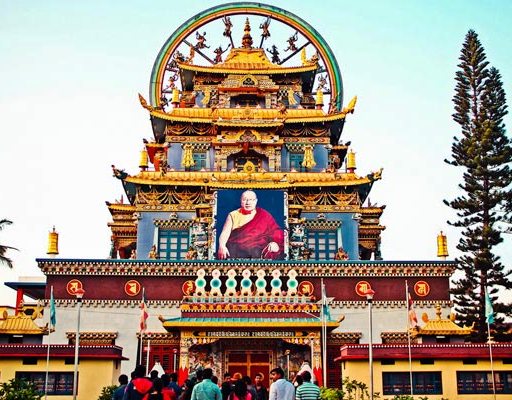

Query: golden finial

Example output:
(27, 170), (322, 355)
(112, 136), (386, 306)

(315, 89), (324, 109)
(435, 303), (442, 320)
(301, 48), (307, 65)
(347, 150), (356, 172)
(437, 231), (448, 259)
(139, 148), (148, 171)
(47, 226), (59, 257)
(241, 18), (253, 49)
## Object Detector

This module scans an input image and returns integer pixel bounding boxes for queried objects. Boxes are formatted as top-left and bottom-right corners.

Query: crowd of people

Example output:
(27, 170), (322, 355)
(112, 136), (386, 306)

(114, 364), (320, 400)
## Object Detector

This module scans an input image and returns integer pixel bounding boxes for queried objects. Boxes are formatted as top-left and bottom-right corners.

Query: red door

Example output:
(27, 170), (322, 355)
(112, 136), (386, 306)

(226, 351), (272, 389)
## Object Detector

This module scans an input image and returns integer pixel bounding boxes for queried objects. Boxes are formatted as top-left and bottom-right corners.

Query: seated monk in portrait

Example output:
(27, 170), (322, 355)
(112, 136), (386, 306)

(218, 190), (284, 259)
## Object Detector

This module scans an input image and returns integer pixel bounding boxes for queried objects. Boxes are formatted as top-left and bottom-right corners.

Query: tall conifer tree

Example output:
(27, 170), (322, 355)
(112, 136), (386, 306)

(445, 30), (512, 340)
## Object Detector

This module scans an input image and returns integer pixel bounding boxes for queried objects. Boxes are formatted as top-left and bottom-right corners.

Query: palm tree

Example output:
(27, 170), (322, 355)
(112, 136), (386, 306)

(0, 219), (17, 268)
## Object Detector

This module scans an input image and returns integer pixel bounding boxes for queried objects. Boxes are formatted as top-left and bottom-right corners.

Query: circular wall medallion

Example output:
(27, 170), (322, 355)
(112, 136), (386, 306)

(298, 281), (314, 296)
(355, 281), (372, 297)
(182, 280), (196, 295)
(414, 281), (430, 297)
(66, 279), (84, 296)
(124, 280), (141, 297)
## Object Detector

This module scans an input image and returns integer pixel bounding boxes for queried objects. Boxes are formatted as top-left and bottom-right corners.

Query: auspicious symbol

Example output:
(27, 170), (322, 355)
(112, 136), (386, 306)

(284, 31), (298, 52)
(298, 281), (314, 296)
(355, 281), (372, 297)
(124, 280), (141, 296)
(66, 279), (84, 296)
(182, 280), (196, 296)
(414, 281), (430, 297)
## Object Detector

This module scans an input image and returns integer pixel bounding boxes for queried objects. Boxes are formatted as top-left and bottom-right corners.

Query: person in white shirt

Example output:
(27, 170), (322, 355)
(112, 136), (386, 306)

(269, 367), (294, 400)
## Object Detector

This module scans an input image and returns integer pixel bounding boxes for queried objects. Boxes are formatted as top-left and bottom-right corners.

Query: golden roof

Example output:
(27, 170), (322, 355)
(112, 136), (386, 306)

(414, 304), (473, 336)
(178, 47), (317, 75)
(149, 107), (347, 124)
(125, 170), (382, 189)
(0, 313), (47, 335)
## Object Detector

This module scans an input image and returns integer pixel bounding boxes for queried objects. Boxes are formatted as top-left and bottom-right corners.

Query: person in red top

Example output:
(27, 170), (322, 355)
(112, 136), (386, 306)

(161, 374), (177, 400)
(218, 191), (284, 260)
(123, 365), (153, 400)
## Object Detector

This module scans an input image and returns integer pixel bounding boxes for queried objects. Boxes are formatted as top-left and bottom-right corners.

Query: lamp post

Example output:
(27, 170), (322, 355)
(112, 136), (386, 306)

(365, 288), (375, 400)
(72, 288), (85, 400)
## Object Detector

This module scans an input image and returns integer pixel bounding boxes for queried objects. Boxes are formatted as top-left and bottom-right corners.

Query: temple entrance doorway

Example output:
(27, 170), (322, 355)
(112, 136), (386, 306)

(226, 350), (272, 388)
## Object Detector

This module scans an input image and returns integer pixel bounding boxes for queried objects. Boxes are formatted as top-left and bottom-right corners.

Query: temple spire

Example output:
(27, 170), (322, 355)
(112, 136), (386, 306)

(241, 18), (253, 49)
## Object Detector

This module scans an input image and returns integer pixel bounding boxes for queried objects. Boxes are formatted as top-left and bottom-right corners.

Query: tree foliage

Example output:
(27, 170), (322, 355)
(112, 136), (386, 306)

(0, 219), (17, 268)
(445, 30), (512, 340)
(0, 378), (42, 400)
(97, 384), (117, 400)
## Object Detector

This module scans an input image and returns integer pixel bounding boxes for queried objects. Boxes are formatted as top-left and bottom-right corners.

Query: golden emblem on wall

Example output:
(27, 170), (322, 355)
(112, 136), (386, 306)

(66, 279), (84, 296)
(182, 280), (196, 295)
(414, 280), (430, 297)
(355, 280), (372, 297)
(124, 280), (141, 296)
(298, 281), (314, 296)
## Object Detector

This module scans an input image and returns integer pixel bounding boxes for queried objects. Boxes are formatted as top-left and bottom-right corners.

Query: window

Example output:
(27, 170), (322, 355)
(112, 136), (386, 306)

(381, 359), (395, 365)
(159, 230), (189, 260)
(22, 357), (37, 365)
(382, 372), (442, 395)
(307, 231), (338, 260)
(289, 153), (304, 171)
(16, 372), (74, 395)
(463, 358), (477, 365)
(457, 371), (512, 394)
(192, 152), (207, 171)
(420, 359), (434, 365)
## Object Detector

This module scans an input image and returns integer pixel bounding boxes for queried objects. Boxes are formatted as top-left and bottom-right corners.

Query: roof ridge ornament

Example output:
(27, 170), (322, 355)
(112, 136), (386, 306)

(241, 17), (253, 49)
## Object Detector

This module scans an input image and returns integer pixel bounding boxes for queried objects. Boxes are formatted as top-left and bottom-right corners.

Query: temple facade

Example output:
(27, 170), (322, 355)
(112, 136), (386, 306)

(9, 3), (510, 398)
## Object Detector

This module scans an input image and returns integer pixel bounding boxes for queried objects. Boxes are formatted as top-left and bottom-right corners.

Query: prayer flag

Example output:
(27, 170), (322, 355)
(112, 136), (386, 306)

(140, 288), (149, 332)
(485, 288), (495, 324)
(50, 286), (56, 328)
(408, 291), (419, 328)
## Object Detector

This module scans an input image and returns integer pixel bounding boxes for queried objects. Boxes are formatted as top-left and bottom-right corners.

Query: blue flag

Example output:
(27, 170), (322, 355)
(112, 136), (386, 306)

(50, 287), (56, 328)
(485, 288), (494, 324)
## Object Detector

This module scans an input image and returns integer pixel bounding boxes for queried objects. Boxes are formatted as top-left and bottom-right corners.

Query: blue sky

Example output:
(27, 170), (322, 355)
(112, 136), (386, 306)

(1, 0), (511, 305)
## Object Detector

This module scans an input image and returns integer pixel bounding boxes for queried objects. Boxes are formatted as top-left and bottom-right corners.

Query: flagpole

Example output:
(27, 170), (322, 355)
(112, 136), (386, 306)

(321, 278), (327, 387)
(139, 333), (144, 366)
(405, 281), (413, 396)
(487, 321), (496, 400)
(485, 287), (496, 400)
(146, 337), (151, 375)
(44, 286), (54, 400)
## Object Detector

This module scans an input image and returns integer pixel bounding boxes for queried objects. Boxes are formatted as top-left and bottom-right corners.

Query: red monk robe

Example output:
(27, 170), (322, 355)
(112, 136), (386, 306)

(225, 207), (284, 259)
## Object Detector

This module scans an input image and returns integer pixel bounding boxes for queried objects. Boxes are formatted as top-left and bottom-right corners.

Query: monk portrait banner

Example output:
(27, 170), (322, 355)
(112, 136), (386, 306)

(216, 189), (286, 260)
